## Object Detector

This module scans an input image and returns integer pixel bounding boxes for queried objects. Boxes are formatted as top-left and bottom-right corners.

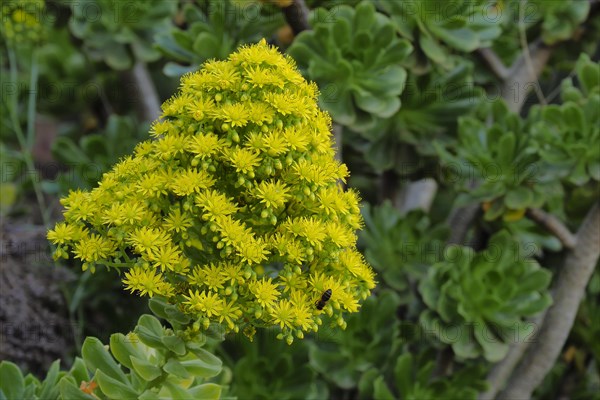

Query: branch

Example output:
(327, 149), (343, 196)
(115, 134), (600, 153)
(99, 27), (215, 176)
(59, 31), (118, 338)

(501, 39), (552, 113)
(127, 60), (161, 122)
(499, 201), (600, 400)
(526, 208), (577, 250)
(281, 0), (310, 36)
(478, 310), (546, 400)
(398, 178), (438, 214)
(446, 203), (481, 246)
(478, 48), (510, 80)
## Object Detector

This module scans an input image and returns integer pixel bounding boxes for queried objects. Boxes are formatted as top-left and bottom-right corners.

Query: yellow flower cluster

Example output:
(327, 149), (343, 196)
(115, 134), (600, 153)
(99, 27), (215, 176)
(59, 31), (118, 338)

(1, 0), (45, 44)
(48, 40), (376, 343)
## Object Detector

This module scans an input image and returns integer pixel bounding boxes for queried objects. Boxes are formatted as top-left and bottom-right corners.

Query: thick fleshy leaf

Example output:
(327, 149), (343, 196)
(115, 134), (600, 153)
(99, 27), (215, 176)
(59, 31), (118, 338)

(82, 337), (128, 384)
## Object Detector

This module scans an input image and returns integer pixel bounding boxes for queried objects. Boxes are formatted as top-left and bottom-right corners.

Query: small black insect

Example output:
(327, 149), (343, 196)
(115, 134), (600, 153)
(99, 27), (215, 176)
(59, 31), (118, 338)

(315, 289), (332, 310)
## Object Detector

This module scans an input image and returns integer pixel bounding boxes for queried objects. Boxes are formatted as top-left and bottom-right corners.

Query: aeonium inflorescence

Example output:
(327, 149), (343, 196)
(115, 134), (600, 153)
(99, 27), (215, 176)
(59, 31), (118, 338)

(48, 40), (376, 345)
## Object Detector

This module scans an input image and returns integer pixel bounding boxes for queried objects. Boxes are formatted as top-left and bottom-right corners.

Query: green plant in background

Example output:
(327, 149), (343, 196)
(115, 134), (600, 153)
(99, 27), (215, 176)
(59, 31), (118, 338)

(288, 1), (413, 132)
(1, 0), (51, 225)
(0, 313), (226, 399)
(419, 230), (552, 362)
(436, 99), (550, 221)
(51, 115), (149, 191)
(66, 0), (177, 70)
(156, 0), (284, 77)
(474, 0), (592, 79)
(529, 54), (600, 186)
(35, 27), (97, 115)
(363, 352), (487, 400)
(47, 40), (376, 345)
(376, 0), (501, 69)
(224, 330), (328, 399)
(352, 60), (482, 173)
(360, 202), (447, 297)
(308, 290), (401, 390)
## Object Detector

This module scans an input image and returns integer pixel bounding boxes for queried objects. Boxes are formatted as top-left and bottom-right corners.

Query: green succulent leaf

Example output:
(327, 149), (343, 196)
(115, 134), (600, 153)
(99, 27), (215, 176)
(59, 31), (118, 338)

(130, 356), (162, 382)
(94, 369), (138, 399)
(0, 362), (24, 400)
(59, 377), (96, 400)
(136, 315), (166, 349)
(161, 335), (186, 356)
(418, 230), (552, 361)
(155, 0), (284, 76)
(288, 1), (412, 132)
(82, 337), (129, 384)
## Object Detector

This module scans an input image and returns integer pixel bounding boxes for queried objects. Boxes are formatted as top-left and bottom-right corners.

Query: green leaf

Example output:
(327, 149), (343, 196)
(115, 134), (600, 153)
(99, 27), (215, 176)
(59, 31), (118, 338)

(81, 135), (108, 161)
(483, 199), (505, 221)
(497, 132), (516, 167)
(504, 187), (534, 209)
(180, 358), (222, 378)
(58, 377), (96, 400)
(95, 369), (138, 400)
(393, 353), (413, 395)
(576, 54), (600, 94)
(139, 390), (161, 400)
(162, 359), (190, 379)
(474, 323), (509, 362)
(161, 335), (186, 356)
(104, 44), (132, 70)
(82, 337), (128, 384)
(358, 368), (379, 398)
(163, 62), (197, 77)
(419, 34), (446, 64)
(187, 347), (222, 369)
(0, 362), (24, 400)
(69, 357), (90, 385)
(192, 32), (220, 60)
(373, 376), (395, 400)
(38, 359), (61, 399)
(164, 306), (191, 325)
(110, 333), (143, 369)
(148, 296), (171, 319)
(163, 380), (191, 400)
(130, 357), (162, 382)
(136, 315), (165, 348)
(187, 383), (222, 400)
(52, 137), (91, 165)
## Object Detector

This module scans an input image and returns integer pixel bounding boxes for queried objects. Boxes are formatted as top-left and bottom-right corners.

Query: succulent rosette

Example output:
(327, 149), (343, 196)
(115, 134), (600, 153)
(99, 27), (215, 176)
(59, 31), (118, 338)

(419, 231), (552, 362)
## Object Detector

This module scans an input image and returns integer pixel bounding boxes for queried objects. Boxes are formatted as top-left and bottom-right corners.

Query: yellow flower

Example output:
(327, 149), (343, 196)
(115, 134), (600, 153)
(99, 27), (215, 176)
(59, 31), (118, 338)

(128, 227), (170, 256)
(169, 169), (215, 196)
(220, 263), (244, 285)
(184, 290), (224, 318)
(47, 222), (76, 245)
(219, 300), (242, 329)
(123, 267), (168, 298)
(250, 278), (280, 308)
(73, 234), (115, 263)
(228, 148), (262, 174)
(187, 132), (224, 159)
(148, 244), (184, 272)
(164, 207), (193, 233)
(270, 300), (295, 330)
(217, 103), (251, 128)
(201, 264), (226, 291)
(195, 190), (239, 220)
(254, 181), (290, 209)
